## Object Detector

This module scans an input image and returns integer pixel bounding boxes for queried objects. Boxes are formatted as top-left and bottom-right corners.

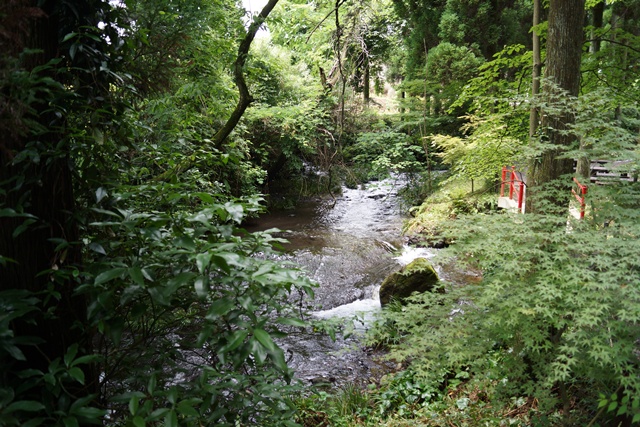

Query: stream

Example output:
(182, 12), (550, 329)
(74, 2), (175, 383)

(246, 178), (477, 387)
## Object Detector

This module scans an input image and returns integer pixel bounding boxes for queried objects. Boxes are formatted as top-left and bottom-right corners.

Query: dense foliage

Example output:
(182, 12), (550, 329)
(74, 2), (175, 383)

(370, 94), (640, 426)
(1, 0), (639, 425)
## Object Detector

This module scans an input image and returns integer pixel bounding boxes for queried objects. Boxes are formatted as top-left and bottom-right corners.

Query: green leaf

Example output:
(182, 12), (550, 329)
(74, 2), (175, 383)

(72, 406), (105, 419)
(129, 394), (139, 415)
(87, 242), (106, 255)
(68, 367), (85, 384)
(64, 343), (79, 367)
(132, 416), (145, 427)
(3, 344), (26, 361)
(165, 410), (178, 427)
(95, 187), (108, 203)
(129, 267), (145, 286)
(69, 43), (78, 60)
(276, 317), (307, 327)
(175, 235), (196, 251)
(149, 408), (169, 420)
(249, 337), (268, 364)
(205, 297), (234, 319)
(253, 328), (276, 352)
(194, 276), (209, 298)
(195, 252), (212, 274)
(223, 202), (244, 223)
(12, 219), (37, 238)
(211, 254), (230, 274)
(62, 32), (77, 42)
(5, 400), (46, 413)
(252, 263), (274, 278)
(148, 374), (157, 395)
(63, 416), (79, 427)
(196, 192), (216, 204)
(269, 346), (289, 373)
(216, 252), (243, 269)
(219, 330), (249, 354)
(94, 268), (126, 285)
(167, 387), (178, 405)
(0, 208), (36, 218)
(177, 399), (201, 417)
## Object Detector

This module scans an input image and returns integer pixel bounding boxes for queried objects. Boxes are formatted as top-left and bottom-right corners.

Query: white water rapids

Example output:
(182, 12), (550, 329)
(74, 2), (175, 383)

(245, 178), (446, 385)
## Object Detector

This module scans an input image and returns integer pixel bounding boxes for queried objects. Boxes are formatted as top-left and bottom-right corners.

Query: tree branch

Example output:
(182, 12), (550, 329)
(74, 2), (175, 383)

(154, 0), (279, 181)
(212, 0), (280, 150)
(305, 0), (348, 44)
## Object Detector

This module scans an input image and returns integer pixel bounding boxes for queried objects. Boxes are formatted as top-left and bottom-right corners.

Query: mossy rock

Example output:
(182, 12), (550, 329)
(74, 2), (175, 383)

(379, 258), (440, 306)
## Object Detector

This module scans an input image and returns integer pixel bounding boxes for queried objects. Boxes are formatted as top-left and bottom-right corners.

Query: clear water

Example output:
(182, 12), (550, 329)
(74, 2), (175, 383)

(245, 179), (477, 386)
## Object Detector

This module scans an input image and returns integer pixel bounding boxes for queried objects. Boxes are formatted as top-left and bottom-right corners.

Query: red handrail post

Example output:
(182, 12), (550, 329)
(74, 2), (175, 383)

(580, 181), (588, 219)
(517, 181), (524, 211)
(509, 166), (515, 199)
(500, 166), (507, 197)
(572, 177), (588, 219)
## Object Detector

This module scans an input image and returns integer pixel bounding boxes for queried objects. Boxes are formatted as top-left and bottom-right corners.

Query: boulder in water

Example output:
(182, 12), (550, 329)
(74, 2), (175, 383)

(379, 258), (440, 306)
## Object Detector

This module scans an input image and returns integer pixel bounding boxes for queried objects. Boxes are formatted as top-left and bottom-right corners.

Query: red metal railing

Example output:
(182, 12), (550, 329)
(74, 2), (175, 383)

(572, 177), (588, 219)
(500, 166), (525, 212)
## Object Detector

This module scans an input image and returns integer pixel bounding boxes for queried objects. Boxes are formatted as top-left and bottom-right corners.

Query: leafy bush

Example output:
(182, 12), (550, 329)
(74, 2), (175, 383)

(373, 178), (640, 425)
(82, 186), (316, 426)
(345, 125), (424, 180)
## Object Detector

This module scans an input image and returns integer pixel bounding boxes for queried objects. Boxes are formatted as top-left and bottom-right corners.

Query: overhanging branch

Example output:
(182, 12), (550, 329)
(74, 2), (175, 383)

(154, 0), (280, 181)
(212, 0), (280, 149)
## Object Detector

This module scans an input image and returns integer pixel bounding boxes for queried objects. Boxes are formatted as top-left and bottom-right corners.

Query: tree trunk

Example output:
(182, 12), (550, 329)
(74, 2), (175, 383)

(576, 1), (606, 179)
(363, 56), (370, 105)
(0, 0), (95, 397)
(153, 0), (280, 181)
(589, 1), (604, 53)
(212, 0), (280, 150)
(526, 0), (585, 214)
(529, 0), (541, 138)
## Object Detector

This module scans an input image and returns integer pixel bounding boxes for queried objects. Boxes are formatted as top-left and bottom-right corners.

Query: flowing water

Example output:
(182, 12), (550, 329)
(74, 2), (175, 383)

(246, 178), (478, 387)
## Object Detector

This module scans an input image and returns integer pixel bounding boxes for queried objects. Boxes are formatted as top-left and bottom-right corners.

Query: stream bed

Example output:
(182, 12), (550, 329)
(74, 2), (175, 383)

(246, 178), (477, 387)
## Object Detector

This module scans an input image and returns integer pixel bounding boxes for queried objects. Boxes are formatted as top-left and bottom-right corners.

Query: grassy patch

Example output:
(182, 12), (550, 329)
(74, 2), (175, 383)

(403, 175), (496, 246)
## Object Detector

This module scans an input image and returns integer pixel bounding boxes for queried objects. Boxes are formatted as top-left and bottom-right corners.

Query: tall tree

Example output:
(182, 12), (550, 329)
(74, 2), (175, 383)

(438, 0), (532, 59)
(526, 0), (586, 213)
(0, 1), (116, 421)
(529, 0), (541, 138)
(212, 0), (280, 149)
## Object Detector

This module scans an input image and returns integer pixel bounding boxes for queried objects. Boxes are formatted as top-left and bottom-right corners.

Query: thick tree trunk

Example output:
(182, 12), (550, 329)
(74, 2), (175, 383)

(0, 0), (95, 397)
(529, 0), (541, 138)
(526, 0), (585, 213)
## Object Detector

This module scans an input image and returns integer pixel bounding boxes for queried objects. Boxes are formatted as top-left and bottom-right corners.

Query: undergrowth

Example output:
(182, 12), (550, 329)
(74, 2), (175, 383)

(403, 175), (497, 246)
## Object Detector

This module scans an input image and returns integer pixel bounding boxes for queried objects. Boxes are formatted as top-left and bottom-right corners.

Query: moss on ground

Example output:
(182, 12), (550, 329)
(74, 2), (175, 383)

(403, 176), (496, 246)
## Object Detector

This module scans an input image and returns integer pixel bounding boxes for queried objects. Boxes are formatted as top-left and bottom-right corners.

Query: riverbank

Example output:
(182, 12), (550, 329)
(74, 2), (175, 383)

(293, 176), (509, 427)
(403, 176), (496, 247)
(295, 172), (633, 427)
